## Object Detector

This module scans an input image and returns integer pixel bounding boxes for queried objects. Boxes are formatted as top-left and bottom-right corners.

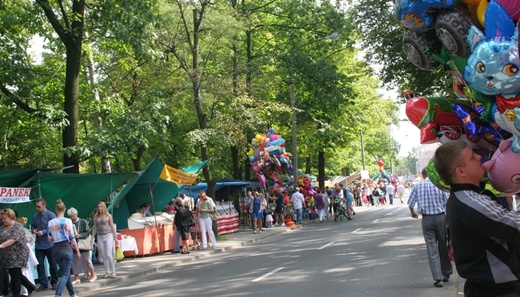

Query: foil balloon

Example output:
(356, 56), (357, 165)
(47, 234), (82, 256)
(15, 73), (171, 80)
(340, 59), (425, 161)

(452, 103), (511, 148)
(426, 158), (450, 192)
(464, 1), (520, 152)
(482, 137), (520, 194)
(497, 0), (520, 21)
(464, 1), (520, 96)
(249, 128), (292, 190)
(404, 90), (483, 146)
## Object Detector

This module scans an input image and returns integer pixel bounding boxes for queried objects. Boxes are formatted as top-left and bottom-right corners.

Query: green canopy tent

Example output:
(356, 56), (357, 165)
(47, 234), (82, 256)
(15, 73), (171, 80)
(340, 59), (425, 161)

(111, 158), (208, 230)
(0, 168), (63, 187)
(10, 172), (137, 225)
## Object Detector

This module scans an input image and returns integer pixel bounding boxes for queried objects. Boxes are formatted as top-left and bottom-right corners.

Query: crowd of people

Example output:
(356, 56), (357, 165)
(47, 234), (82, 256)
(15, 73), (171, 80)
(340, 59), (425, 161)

(239, 181), (410, 231)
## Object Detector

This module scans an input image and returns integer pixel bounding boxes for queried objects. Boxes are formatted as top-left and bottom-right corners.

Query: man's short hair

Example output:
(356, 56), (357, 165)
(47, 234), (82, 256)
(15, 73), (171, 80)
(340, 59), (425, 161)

(434, 141), (468, 185)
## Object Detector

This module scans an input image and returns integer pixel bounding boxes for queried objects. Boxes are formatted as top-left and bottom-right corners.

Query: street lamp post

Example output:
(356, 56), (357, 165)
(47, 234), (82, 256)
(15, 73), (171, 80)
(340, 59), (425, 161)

(291, 74), (298, 186)
(290, 32), (338, 186)
(360, 128), (366, 170)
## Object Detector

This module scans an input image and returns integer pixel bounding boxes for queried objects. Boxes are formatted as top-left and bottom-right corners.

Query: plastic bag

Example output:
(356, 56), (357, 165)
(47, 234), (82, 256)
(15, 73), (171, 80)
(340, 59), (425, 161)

(115, 242), (125, 261)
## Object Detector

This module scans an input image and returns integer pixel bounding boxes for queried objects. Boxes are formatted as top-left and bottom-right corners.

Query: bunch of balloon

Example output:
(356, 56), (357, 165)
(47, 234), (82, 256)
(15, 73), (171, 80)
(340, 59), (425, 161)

(247, 128), (292, 191)
(396, 0), (520, 194)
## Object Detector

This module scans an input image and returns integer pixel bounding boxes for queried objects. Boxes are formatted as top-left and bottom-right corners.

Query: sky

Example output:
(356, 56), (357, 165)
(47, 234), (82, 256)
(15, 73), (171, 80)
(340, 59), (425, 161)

(394, 104), (421, 157)
(379, 86), (421, 158)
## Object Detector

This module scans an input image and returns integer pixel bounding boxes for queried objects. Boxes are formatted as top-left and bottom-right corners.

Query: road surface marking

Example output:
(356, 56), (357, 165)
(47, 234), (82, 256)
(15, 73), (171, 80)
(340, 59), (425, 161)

(352, 228), (362, 233)
(385, 208), (401, 216)
(317, 241), (335, 250)
(252, 267), (285, 282)
(373, 219), (380, 223)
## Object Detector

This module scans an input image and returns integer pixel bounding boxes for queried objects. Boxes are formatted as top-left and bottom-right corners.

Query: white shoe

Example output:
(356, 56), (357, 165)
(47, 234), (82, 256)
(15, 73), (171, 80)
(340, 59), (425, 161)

(273, 223), (279, 227)
(281, 223), (286, 227)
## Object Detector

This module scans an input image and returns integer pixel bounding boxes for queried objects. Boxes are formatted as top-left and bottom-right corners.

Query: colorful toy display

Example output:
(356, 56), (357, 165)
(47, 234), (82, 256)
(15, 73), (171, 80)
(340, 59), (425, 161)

(396, 0), (520, 192)
(248, 128), (292, 190)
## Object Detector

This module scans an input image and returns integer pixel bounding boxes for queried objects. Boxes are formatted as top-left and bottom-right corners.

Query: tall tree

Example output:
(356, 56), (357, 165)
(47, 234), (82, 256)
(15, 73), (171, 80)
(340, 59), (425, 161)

(35, 0), (85, 173)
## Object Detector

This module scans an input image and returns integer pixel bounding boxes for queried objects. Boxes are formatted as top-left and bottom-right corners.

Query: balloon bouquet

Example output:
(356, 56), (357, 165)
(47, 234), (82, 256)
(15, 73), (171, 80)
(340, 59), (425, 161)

(396, 0), (520, 194)
(247, 128), (292, 192)
(370, 159), (390, 182)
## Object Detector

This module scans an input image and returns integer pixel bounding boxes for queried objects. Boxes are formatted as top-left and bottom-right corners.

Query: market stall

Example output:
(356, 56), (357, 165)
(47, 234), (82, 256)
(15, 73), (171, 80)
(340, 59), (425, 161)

(119, 212), (193, 256)
(215, 202), (239, 235)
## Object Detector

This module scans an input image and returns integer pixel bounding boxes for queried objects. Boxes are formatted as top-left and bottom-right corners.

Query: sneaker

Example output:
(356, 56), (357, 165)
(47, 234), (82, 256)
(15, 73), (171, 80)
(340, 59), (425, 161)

(35, 286), (48, 292)
(72, 279), (81, 285)
(280, 223), (286, 227)
(273, 223), (279, 227)
(259, 229), (263, 233)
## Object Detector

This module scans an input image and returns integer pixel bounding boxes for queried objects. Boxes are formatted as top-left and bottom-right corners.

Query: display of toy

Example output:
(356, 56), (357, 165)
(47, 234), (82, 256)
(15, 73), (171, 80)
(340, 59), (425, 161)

(395, 0), (520, 192)
(248, 128), (292, 190)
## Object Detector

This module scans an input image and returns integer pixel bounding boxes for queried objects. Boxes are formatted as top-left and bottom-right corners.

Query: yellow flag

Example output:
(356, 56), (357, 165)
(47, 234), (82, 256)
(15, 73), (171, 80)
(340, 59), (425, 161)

(159, 164), (198, 186)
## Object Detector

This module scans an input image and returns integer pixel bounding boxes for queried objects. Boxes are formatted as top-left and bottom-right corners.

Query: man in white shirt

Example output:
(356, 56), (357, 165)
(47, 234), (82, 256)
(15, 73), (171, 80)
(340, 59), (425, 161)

(397, 183), (406, 203)
(386, 184), (395, 205)
(181, 194), (194, 211)
(290, 188), (305, 225)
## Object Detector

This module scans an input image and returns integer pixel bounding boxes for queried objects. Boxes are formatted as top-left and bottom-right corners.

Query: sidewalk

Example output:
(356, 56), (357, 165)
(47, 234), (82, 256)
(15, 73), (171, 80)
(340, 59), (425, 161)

(36, 225), (296, 296)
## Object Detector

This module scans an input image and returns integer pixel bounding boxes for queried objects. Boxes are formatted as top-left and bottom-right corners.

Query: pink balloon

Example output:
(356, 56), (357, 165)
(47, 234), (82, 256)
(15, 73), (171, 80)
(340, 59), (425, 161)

(483, 138), (520, 194)
(498, 0), (520, 21)
(257, 174), (267, 190)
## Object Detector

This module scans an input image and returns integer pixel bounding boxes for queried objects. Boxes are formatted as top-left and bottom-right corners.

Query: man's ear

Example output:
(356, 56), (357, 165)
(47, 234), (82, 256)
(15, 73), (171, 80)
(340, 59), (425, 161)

(455, 166), (465, 177)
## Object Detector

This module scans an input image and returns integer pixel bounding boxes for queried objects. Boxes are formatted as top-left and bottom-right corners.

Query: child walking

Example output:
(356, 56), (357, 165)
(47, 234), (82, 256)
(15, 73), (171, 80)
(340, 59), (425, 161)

(265, 204), (275, 228)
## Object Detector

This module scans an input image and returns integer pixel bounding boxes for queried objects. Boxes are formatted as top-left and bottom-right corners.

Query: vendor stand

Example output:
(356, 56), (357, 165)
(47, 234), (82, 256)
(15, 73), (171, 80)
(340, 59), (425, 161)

(215, 202), (239, 235)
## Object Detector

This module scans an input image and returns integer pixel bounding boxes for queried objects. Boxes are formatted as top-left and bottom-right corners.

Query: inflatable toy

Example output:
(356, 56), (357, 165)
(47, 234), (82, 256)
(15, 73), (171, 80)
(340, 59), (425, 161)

(248, 128), (292, 190)
(482, 137), (520, 194)
(464, 1), (520, 152)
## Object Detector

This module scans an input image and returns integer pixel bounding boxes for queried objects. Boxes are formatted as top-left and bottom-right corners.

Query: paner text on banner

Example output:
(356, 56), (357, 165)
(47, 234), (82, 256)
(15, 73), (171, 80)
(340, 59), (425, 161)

(0, 187), (31, 203)
(159, 164), (198, 186)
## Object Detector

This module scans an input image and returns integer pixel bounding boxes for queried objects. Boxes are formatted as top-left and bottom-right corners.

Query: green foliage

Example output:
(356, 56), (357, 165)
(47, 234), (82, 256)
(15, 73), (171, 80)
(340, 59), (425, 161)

(0, 0), (402, 187)
(350, 0), (453, 100)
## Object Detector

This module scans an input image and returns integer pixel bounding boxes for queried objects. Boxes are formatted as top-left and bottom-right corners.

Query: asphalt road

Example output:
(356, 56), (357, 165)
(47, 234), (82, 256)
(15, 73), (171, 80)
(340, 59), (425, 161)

(80, 203), (457, 297)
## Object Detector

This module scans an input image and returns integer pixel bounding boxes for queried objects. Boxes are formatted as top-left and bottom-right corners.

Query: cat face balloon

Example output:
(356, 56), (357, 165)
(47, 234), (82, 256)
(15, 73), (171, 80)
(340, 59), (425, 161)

(464, 1), (520, 96)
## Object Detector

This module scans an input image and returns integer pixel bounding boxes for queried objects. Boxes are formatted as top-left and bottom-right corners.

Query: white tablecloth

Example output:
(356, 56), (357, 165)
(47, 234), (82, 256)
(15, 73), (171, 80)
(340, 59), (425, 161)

(118, 237), (139, 254)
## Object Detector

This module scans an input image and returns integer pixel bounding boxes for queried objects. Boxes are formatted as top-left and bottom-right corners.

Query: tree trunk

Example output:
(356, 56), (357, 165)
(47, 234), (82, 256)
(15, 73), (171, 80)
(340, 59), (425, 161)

(37, 0), (85, 174)
(318, 150), (325, 189)
(231, 146), (240, 179)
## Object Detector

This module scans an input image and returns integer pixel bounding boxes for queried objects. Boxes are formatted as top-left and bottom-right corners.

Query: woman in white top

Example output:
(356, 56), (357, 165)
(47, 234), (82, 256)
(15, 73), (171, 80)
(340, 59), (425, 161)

(91, 201), (117, 279)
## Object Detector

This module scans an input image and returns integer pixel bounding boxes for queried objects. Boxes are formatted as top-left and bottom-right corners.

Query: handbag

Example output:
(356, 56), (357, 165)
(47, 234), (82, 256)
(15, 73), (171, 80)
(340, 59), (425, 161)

(77, 235), (92, 251)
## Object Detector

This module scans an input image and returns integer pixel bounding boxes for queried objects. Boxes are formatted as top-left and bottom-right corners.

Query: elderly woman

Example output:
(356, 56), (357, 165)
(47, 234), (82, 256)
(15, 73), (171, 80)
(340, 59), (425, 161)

(68, 207), (97, 284)
(0, 208), (36, 297)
